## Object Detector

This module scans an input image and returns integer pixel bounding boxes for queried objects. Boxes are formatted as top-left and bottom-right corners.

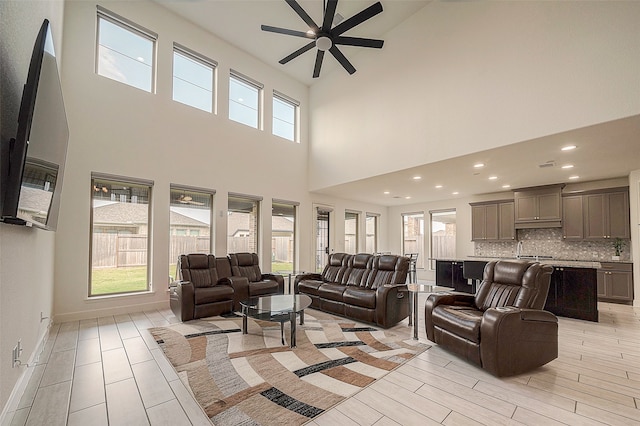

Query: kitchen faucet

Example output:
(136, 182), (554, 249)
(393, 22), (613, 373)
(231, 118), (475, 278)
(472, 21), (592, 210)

(516, 241), (523, 259)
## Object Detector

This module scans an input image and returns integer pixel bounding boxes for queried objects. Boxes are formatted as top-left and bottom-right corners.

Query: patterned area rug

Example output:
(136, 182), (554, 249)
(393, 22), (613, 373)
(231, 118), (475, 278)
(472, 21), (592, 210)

(149, 309), (429, 425)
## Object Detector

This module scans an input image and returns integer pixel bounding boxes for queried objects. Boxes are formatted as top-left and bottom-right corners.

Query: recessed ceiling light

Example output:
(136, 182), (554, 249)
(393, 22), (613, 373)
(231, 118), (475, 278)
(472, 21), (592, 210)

(561, 145), (577, 151)
(405, 196), (411, 199)
(412, 176), (422, 180)
(488, 176), (498, 180)
(569, 175), (580, 180)
(137, 56), (145, 62)
(383, 191), (390, 195)
(562, 164), (574, 169)
(502, 184), (511, 188)
(452, 191), (459, 195)
(435, 185), (443, 189)
(473, 163), (485, 168)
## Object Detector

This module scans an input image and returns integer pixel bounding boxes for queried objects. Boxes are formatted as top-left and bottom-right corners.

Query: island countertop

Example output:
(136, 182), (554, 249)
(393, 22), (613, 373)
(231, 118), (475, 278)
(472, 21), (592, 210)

(430, 256), (632, 269)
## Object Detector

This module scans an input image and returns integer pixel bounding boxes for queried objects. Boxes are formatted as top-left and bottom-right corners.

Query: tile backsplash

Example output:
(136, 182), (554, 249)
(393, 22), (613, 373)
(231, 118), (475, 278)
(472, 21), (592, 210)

(474, 228), (632, 261)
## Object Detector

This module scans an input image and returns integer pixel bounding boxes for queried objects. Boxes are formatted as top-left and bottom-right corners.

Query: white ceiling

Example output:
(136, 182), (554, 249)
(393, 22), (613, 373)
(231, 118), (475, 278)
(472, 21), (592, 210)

(152, 0), (640, 207)
(154, 0), (429, 86)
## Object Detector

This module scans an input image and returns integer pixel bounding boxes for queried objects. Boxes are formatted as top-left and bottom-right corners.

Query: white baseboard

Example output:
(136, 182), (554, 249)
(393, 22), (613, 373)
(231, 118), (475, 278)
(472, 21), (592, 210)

(53, 300), (169, 323)
(0, 319), (51, 425)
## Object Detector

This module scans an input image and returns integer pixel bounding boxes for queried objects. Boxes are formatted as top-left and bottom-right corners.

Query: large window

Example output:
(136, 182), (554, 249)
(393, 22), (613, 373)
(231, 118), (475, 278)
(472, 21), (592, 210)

(96, 7), (156, 92)
(402, 212), (424, 269)
(169, 186), (214, 279)
(345, 211), (359, 254)
(229, 71), (262, 129)
(172, 44), (216, 113)
(272, 91), (298, 142)
(366, 213), (378, 254)
(431, 210), (457, 264)
(271, 200), (297, 272)
(90, 175), (152, 296)
(228, 194), (261, 254)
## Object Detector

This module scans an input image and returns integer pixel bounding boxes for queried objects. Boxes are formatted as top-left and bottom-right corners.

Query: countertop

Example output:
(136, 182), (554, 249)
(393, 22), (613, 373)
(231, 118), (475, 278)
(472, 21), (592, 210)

(431, 256), (633, 269)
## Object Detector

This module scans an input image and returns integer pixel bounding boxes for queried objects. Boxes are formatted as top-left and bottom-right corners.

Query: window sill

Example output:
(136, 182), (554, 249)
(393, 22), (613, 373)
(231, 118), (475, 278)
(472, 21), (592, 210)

(86, 290), (156, 302)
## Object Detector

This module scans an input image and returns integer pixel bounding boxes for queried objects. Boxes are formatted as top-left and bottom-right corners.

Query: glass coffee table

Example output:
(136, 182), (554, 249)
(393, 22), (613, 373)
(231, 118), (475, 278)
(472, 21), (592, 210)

(240, 294), (312, 348)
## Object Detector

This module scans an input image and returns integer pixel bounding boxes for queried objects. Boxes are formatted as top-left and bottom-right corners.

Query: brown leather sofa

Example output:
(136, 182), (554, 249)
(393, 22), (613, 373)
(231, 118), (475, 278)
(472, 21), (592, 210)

(424, 260), (557, 377)
(294, 253), (410, 328)
(170, 253), (284, 321)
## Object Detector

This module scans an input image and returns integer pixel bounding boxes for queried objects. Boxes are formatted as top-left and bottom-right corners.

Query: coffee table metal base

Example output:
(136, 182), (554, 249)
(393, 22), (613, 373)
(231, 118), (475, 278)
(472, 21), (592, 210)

(241, 307), (306, 348)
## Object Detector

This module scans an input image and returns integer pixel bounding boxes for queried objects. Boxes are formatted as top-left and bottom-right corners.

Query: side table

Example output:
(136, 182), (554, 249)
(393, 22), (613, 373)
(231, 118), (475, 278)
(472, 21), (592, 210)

(407, 282), (435, 340)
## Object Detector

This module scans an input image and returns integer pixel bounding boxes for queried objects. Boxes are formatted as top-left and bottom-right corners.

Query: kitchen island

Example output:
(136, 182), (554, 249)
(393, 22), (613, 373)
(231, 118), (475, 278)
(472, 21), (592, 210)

(431, 257), (631, 322)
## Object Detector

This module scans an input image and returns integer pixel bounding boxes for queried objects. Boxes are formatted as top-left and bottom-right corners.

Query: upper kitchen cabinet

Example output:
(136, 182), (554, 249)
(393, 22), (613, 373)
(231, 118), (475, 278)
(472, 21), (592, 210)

(470, 200), (514, 241)
(562, 195), (584, 240)
(584, 189), (630, 240)
(514, 185), (563, 228)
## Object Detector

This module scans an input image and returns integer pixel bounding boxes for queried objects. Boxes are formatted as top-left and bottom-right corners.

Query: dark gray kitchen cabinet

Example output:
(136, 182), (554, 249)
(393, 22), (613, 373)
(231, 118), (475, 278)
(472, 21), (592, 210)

(562, 195), (584, 240)
(470, 201), (514, 241)
(435, 260), (473, 293)
(514, 186), (562, 227)
(584, 191), (630, 240)
(597, 262), (633, 304)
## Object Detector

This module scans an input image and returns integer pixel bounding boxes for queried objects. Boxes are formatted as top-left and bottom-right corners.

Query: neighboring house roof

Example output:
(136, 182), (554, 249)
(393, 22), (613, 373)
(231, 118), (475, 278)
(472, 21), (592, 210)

(93, 203), (208, 227)
(272, 216), (293, 233)
(18, 186), (52, 214)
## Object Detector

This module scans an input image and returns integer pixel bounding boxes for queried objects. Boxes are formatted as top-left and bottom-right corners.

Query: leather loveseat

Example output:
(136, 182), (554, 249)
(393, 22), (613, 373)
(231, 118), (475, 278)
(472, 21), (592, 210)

(424, 259), (557, 376)
(170, 253), (284, 321)
(294, 253), (410, 328)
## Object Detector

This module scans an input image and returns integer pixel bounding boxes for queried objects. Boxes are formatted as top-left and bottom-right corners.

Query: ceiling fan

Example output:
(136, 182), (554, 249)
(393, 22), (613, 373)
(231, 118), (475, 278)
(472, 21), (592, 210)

(261, 0), (384, 78)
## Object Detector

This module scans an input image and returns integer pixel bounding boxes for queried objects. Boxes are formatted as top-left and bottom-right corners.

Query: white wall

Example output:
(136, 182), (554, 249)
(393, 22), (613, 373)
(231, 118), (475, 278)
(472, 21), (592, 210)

(308, 1), (640, 191)
(0, 0), (65, 417)
(629, 170), (640, 308)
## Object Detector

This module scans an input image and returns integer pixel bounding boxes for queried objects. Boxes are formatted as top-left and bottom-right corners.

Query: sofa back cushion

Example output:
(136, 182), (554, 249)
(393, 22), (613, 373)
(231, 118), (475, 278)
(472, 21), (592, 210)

(475, 260), (553, 311)
(367, 255), (409, 289)
(229, 252), (262, 282)
(178, 254), (218, 288)
(343, 253), (374, 287)
(321, 253), (350, 283)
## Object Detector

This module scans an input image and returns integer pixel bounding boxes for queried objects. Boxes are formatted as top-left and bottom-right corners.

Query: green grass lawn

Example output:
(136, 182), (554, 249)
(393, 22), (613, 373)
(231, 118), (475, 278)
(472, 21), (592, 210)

(91, 262), (293, 295)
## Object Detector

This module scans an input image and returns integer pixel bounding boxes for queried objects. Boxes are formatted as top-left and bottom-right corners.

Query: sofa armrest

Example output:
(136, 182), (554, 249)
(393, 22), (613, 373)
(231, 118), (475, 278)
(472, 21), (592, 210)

(424, 292), (475, 342)
(262, 273), (285, 294)
(293, 273), (322, 294)
(375, 284), (409, 328)
(480, 307), (558, 376)
(221, 276), (251, 311)
(175, 280), (195, 322)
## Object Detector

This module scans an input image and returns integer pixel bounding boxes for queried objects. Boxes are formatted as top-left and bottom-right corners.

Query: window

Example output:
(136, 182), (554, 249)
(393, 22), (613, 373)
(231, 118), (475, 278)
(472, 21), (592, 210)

(431, 210), (457, 266)
(228, 194), (261, 254)
(402, 213), (424, 269)
(271, 200), (298, 272)
(273, 91), (299, 142)
(365, 214), (378, 254)
(90, 175), (152, 296)
(96, 7), (156, 92)
(169, 186), (214, 279)
(172, 44), (216, 113)
(229, 71), (262, 129)
(345, 211), (359, 254)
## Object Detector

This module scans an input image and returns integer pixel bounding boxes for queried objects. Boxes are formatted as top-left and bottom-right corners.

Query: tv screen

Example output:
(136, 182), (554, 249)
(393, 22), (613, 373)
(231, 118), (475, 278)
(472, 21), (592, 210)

(1, 19), (68, 231)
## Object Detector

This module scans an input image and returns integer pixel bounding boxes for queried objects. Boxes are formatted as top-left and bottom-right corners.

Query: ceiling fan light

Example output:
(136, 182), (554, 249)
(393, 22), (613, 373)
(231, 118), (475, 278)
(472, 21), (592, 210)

(316, 36), (332, 51)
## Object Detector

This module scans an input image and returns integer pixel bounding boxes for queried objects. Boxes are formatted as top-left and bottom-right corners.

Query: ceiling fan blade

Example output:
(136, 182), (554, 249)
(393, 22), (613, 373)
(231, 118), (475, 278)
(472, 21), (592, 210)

(279, 41), (315, 64)
(261, 25), (315, 39)
(329, 45), (356, 75)
(313, 50), (325, 78)
(332, 1), (383, 36)
(333, 36), (384, 48)
(285, 0), (319, 32)
(322, 0), (338, 32)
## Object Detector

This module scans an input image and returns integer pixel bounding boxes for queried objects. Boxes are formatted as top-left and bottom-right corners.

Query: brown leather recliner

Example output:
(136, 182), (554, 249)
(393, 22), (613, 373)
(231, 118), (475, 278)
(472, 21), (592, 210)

(228, 252), (285, 310)
(424, 260), (557, 377)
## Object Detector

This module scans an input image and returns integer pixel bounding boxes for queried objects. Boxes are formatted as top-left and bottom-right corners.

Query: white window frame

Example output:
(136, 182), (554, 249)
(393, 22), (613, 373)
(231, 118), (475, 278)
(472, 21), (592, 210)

(345, 210), (360, 254)
(227, 193), (262, 255)
(96, 6), (157, 93)
(365, 213), (379, 254)
(172, 43), (217, 113)
(272, 90), (299, 142)
(229, 70), (263, 129)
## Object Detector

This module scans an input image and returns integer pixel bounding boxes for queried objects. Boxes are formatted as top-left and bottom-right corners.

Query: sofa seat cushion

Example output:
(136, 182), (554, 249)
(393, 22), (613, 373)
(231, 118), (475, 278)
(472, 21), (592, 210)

(249, 280), (280, 297)
(298, 280), (323, 296)
(343, 287), (376, 309)
(318, 283), (347, 302)
(431, 305), (483, 343)
(194, 285), (234, 305)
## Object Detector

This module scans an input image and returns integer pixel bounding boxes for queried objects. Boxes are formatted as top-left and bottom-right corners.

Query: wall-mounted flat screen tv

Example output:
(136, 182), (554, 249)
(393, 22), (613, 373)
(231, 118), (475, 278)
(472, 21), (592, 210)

(1, 19), (68, 231)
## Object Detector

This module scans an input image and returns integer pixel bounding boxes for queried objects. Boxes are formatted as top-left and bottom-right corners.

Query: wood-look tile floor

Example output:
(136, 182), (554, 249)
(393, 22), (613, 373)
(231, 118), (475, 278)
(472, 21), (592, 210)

(5, 297), (640, 425)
